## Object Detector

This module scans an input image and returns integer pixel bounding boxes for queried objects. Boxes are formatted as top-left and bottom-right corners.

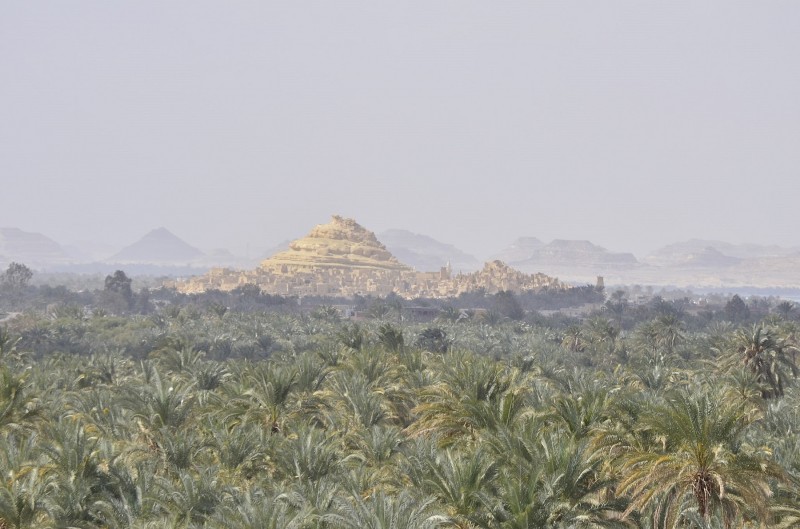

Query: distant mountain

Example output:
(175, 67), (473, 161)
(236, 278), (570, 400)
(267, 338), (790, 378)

(258, 240), (292, 262)
(645, 244), (741, 268)
(203, 248), (249, 268)
(490, 237), (545, 263)
(726, 255), (800, 288)
(679, 247), (742, 268)
(108, 228), (205, 264)
(62, 240), (119, 262)
(646, 239), (799, 265)
(379, 229), (480, 272)
(0, 227), (72, 268)
(516, 240), (639, 268)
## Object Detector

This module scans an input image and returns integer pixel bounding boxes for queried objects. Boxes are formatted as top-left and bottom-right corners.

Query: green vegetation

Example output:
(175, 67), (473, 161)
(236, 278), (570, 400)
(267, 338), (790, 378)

(0, 276), (799, 528)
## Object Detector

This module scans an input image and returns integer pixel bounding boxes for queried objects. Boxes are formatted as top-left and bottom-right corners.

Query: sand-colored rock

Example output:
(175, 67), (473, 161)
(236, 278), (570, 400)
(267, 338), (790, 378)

(172, 216), (562, 298)
(443, 260), (559, 296)
(261, 216), (409, 272)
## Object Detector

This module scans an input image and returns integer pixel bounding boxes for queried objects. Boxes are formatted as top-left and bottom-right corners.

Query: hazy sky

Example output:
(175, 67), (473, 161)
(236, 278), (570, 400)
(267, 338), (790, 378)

(2, 2), (799, 259)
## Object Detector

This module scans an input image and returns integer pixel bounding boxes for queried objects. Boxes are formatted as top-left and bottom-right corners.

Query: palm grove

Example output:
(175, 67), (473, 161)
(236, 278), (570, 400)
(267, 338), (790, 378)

(0, 266), (799, 528)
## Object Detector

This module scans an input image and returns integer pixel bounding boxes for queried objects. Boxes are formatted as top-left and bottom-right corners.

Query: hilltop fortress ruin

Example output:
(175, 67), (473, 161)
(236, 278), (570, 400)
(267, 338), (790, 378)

(173, 216), (563, 298)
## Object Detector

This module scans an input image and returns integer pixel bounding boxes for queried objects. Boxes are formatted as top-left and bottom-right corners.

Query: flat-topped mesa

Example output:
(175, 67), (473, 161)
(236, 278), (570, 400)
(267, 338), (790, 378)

(260, 216), (410, 272)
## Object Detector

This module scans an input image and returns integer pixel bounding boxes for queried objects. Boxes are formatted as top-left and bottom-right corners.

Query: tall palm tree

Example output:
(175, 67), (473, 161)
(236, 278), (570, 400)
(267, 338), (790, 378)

(0, 367), (40, 434)
(545, 383), (612, 441)
(404, 447), (498, 528)
(89, 459), (160, 529)
(561, 325), (586, 353)
(584, 317), (619, 358)
(150, 469), (222, 528)
(0, 468), (47, 529)
(218, 360), (299, 433)
(0, 327), (21, 363)
(616, 391), (784, 528)
(775, 301), (796, 321)
(275, 424), (342, 482)
(409, 354), (524, 444)
(653, 315), (684, 358)
(278, 477), (340, 526)
(39, 419), (114, 528)
(733, 325), (797, 398)
(209, 423), (269, 480)
(605, 290), (628, 331)
(327, 372), (388, 429)
(493, 433), (628, 529)
(120, 368), (194, 430)
(377, 323), (405, 353)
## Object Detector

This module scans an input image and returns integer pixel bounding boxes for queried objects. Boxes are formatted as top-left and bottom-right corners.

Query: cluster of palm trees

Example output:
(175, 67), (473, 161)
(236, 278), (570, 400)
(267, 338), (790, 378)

(0, 301), (798, 528)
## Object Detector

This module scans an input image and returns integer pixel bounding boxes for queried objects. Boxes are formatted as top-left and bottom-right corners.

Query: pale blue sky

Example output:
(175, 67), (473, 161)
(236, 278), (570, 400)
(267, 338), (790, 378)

(2, 2), (798, 258)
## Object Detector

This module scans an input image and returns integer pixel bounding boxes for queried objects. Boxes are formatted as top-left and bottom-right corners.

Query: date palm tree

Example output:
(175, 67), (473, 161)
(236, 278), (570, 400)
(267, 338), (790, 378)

(409, 351), (525, 445)
(0, 367), (40, 434)
(561, 325), (586, 353)
(324, 490), (449, 529)
(120, 368), (194, 430)
(545, 384), (611, 440)
(494, 433), (628, 529)
(616, 391), (784, 528)
(209, 423), (269, 479)
(217, 361), (299, 433)
(653, 315), (684, 358)
(584, 317), (619, 358)
(150, 469), (222, 527)
(733, 325), (797, 398)
(275, 424), (342, 482)
(328, 372), (388, 429)
(775, 301), (796, 320)
(0, 327), (21, 362)
(100, 460), (162, 529)
(278, 477), (340, 526)
(0, 468), (47, 529)
(404, 447), (498, 528)
(209, 488), (306, 529)
(39, 419), (113, 528)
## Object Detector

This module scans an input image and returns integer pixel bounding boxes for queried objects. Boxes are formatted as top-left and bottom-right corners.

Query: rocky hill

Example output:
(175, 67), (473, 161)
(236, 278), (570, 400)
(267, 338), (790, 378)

(489, 237), (545, 264)
(108, 228), (206, 265)
(379, 229), (480, 272)
(260, 216), (410, 272)
(516, 239), (639, 267)
(645, 245), (741, 268)
(0, 227), (72, 268)
(646, 239), (799, 265)
(173, 216), (562, 298)
(442, 260), (561, 296)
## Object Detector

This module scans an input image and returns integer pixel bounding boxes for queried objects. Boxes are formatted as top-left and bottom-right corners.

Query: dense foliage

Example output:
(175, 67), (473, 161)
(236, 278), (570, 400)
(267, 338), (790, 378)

(0, 285), (799, 528)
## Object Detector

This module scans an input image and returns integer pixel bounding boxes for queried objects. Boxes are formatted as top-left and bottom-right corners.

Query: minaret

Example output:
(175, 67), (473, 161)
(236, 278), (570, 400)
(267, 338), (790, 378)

(440, 260), (452, 280)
